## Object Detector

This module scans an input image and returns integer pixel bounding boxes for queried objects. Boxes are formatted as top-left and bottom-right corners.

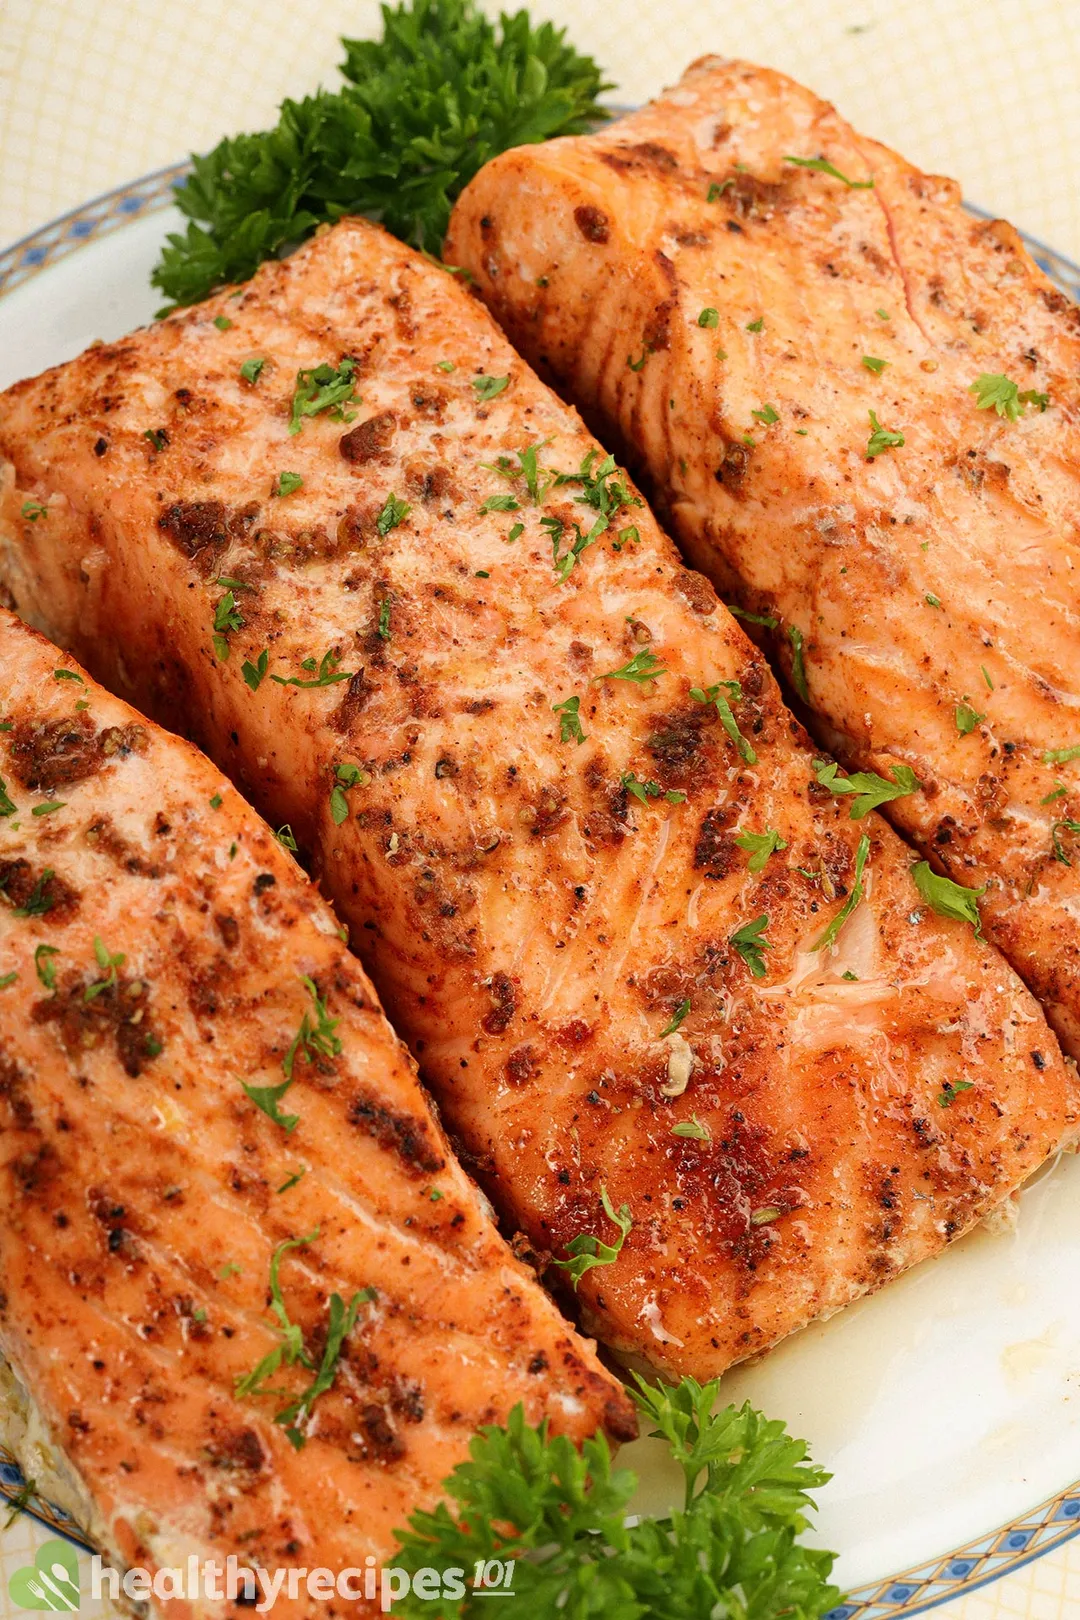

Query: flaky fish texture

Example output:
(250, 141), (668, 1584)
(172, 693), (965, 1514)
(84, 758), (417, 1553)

(0, 219), (1075, 1385)
(0, 609), (632, 1618)
(445, 56), (1080, 1057)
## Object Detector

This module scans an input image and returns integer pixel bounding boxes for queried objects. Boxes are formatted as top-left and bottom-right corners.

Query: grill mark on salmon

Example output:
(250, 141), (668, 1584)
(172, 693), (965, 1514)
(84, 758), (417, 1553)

(0, 218), (1076, 1384)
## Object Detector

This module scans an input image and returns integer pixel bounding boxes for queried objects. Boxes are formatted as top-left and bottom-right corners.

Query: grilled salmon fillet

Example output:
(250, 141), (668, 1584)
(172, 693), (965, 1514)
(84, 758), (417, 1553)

(0, 607), (632, 1616)
(0, 220), (1075, 1383)
(445, 56), (1080, 1057)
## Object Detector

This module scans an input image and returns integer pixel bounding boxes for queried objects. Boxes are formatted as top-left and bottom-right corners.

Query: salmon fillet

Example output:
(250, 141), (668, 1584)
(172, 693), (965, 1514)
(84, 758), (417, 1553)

(444, 56), (1080, 1057)
(0, 219), (1075, 1383)
(0, 607), (631, 1614)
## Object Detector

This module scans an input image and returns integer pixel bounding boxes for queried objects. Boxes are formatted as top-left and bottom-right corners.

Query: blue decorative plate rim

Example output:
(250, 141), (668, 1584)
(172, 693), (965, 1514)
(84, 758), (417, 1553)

(1, 166), (1079, 1617)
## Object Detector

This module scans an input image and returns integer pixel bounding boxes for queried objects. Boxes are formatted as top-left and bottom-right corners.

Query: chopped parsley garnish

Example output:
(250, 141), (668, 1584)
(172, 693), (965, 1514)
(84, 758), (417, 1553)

(659, 999), (691, 1038)
(707, 177), (735, 200)
(811, 834), (870, 952)
(278, 1166), (307, 1193)
(671, 1116), (710, 1140)
(627, 349), (648, 371)
(698, 307), (719, 328)
(938, 1079), (974, 1109)
(612, 524), (640, 551)
(273, 471), (304, 497)
(925, 594), (941, 609)
(84, 936), (125, 1002)
(240, 357), (266, 384)
(507, 521), (524, 543)
(31, 801), (65, 817)
(690, 681), (757, 765)
(275, 824), (299, 852)
(866, 409), (904, 457)
(911, 861), (985, 938)
(144, 428), (167, 452)
(730, 915), (772, 978)
(53, 668), (84, 684)
(0, 777), (16, 817)
(242, 1078), (300, 1133)
(213, 314), (233, 331)
(242, 649), (269, 691)
(728, 603), (779, 630)
(552, 1185), (632, 1289)
(955, 700), (985, 735)
(557, 449), (642, 526)
(597, 648), (667, 684)
(752, 403), (779, 425)
(621, 772), (685, 806)
(745, 317), (764, 333)
(275, 1284), (375, 1449)
(813, 758), (920, 818)
(211, 588), (244, 660)
(288, 357), (359, 434)
(1042, 784), (1067, 804)
(982, 666), (994, 691)
(787, 624), (810, 701)
(377, 598), (392, 641)
(1051, 819), (1080, 865)
(2, 1476), (39, 1529)
(553, 695), (586, 744)
(862, 355), (887, 373)
(784, 153), (873, 188)
(330, 761), (368, 824)
(473, 374), (509, 401)
(479, 493), (520, 514)
(734, 827), (787, 871)
(10, 868), (54, 918)
(876, 307), (890, 319)
(1043, 745), (1080, 766)
(436, 359), (455, 373)
(21, 500), (48, 521)
(270, 647), (354, 688)
(969, 373), (1050, 421)
(0, 972), (16, 990)
(235, 1231), (316, 1396)
(376, 492), (411, 535)
(34, 944), (59, 990)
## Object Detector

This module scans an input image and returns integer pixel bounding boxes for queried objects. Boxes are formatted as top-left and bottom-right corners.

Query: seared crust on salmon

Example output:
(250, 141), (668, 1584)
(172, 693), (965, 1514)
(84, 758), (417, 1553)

(0, 219), (1075, 1383)
(445, 55), (1080, 1058)
(0, 609), (632, 1615)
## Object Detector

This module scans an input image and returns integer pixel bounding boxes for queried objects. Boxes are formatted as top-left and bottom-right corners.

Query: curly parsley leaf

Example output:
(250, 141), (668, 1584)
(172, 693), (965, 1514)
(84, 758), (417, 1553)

(152, 0), (611, 308)
(969, 373), (1050, 421)
(552, 1185), (632, 1289)
(911, 861), (985, 938)
(812, 758), (920, 818)
(288, 357), (359, 434)
(866, 409), (904, 457)
(730, 914), (772, 978)
(598, 648), (668, 684)
(735, 826), (787, 871)
(391, 1377), (840, 1619)
(552, 694), (586, 744)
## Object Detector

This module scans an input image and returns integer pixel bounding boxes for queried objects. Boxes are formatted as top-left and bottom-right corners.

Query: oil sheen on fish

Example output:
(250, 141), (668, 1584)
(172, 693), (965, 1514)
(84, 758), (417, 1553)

(444, 56), (1080, 1057)
(0, 608), (632, 1613)
(0, 219), (1075, 1384)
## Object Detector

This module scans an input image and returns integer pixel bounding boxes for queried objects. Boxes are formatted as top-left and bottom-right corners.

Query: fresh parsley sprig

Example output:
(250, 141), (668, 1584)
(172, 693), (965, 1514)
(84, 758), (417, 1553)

(152, 0), (611, 307)
(813, 759), (919, 818)
(391, 1376), (840, 1619)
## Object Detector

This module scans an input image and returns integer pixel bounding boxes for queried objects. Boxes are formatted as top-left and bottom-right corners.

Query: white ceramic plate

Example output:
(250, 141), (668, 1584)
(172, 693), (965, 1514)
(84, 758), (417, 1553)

(2, 174), (1080, 1620)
